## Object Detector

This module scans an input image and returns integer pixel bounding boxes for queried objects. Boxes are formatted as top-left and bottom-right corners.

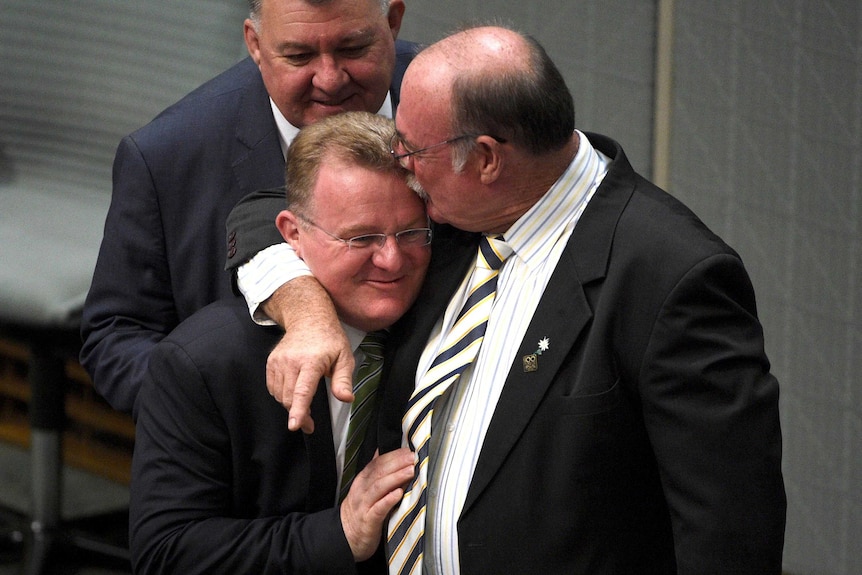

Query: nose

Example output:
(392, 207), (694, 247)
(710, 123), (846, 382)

(371, 236), (405, 270)
(312, 54), (349, 93)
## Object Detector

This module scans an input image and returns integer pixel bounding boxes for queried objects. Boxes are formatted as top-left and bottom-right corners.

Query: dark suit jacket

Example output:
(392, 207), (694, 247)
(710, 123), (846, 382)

(378, 133), (786, 574)
(130, 296), (384, 575)
(81, 42), (416, 416)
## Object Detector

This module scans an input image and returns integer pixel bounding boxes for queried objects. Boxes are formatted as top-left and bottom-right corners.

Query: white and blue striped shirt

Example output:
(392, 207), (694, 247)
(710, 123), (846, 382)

(418, 131), (610, 575)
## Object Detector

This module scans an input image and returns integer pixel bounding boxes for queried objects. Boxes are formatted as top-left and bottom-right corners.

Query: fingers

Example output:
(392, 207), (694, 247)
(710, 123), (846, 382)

(265, 341), (316, 432)
(287, 371), (319, 433)
(340, 448), (416, 561)
(263, 322), (356, 432)
(260, 277), (350, 432)
(346, 449), (415, 520)
(330, 348), (356, 404)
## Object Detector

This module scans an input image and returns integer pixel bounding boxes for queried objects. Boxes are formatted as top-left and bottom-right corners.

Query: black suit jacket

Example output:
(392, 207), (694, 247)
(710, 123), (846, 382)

(379, 133), (786, 574)
(81, 42), (416, 416)
(130, 297), (384, 575)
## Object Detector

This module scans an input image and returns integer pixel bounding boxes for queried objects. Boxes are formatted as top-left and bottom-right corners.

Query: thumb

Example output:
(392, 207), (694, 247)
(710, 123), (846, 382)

(331, 352), (356, 403)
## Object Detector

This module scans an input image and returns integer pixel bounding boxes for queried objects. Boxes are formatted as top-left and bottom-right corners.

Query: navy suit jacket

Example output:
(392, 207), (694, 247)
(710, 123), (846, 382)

(378, 133), (786, 573)
(130, 297), (384, 574)
(81, 42), (416, 416)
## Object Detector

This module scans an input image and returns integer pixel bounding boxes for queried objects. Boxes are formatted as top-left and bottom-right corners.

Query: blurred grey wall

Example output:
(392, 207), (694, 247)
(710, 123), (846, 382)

(401, 2), (861, 574)
(669, 3), (861, 574)
(400, 0), (658, 175)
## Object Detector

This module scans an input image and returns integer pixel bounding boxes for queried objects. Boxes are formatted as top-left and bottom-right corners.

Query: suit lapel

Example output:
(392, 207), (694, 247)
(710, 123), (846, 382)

(231, 72), (286, 197)
(462, 246), (591, 512)
(463, 133), (637, 513)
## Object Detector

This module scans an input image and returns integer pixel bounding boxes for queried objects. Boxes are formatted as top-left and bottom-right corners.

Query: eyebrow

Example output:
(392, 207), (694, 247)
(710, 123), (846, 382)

(337, 216), (429, 238)
(278, 28), (378, 52)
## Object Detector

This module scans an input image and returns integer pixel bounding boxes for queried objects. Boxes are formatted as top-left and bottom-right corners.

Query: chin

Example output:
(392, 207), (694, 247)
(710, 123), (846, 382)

(350, 304), (409, 333)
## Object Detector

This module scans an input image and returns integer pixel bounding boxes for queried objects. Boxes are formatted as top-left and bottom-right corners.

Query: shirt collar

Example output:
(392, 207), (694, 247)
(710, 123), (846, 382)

(270, 93), (394, 160)
(343, 322), (366, 356)
(501, 130), (610, 267)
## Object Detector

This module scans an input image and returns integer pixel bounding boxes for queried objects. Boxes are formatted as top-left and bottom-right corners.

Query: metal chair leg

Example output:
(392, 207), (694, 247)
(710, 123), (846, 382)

(24, 347), (65, 575)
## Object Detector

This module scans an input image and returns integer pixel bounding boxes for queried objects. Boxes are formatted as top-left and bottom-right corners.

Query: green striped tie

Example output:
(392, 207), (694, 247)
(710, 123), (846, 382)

(339, 329), (387, 501)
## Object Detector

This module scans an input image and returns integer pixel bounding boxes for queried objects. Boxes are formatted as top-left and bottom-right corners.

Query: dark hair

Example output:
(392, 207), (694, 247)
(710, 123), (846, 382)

(450, 33), (574, 160)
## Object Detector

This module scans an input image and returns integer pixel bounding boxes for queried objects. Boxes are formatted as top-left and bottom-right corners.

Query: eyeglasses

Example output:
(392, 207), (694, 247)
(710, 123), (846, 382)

(300, 216), (432, 251)
(389, 132), (507, 168)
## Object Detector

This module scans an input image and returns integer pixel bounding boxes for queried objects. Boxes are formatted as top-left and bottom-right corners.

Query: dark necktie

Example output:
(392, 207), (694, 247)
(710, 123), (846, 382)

(339, 329), (387, 501)
(387, 235), (513, 574)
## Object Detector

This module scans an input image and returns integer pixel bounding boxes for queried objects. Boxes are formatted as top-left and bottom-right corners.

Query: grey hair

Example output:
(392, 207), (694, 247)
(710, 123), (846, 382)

(248, 0), (391, 29)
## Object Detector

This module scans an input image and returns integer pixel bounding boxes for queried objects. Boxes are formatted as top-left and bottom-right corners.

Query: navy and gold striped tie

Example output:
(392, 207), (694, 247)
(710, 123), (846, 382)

(387, 235), (512, 574)
(339, 329), (387, 502)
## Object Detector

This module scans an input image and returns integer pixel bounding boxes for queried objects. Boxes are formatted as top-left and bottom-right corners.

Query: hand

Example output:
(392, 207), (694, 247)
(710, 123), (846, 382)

(263, 276), (355, 432)
(340, 449), (416, 561)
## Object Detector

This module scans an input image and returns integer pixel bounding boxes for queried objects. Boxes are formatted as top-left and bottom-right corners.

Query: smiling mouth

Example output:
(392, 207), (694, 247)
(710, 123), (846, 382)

(314, 100), (346, 108)
(312, 94), (356, 108)
(367, 277), (404, 288)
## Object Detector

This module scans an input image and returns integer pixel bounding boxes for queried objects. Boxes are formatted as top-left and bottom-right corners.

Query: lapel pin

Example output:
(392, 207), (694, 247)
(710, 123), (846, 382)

(523, 337), (550, 372)
(536, 337), (550, 354)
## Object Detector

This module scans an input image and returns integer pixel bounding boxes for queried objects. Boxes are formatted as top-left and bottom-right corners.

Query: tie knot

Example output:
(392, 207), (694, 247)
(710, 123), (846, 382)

(358, 330), (387, 362)
(478, 234), (513, 271)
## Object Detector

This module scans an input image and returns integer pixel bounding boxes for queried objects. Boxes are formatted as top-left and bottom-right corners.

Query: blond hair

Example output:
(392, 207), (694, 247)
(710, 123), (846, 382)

(285, 111), (406, 216)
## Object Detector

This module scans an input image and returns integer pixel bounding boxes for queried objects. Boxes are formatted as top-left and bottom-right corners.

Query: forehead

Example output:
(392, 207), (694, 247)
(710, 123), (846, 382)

(312, 159), (418, 212)
(260, 0), (385, 36)
(397, 63), (451, 140)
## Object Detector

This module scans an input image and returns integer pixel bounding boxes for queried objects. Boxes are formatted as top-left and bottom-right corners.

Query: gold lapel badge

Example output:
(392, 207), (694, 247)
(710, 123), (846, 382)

(523, 337), (550, 372)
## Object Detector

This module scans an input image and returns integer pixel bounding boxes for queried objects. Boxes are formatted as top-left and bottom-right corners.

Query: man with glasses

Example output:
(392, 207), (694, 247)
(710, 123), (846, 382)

(389, 132), (507, 168)
(130, 112), (422, 574)
(81, 0), (413, 418)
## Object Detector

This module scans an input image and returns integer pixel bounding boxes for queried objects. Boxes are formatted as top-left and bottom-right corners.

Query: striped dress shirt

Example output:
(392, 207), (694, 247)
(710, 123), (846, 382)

(416, 131), (610, 575)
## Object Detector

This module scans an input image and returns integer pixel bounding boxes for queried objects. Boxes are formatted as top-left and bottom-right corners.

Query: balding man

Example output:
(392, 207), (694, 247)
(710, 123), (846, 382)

(232, 25), (786, 575)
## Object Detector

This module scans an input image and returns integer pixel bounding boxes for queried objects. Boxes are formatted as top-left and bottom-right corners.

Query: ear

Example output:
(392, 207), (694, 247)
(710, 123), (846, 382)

(475, 135), (504, 185)
(276, 210), (303, 255)
(386, 0), (406, 39)
(243, 19), (262, 66)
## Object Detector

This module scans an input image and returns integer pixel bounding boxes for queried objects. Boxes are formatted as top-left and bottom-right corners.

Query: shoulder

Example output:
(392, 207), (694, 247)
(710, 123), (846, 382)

(146, 298), (282, 412)
(159, 297), (281, 368)
(587, 131), (736, 265)
(391, 39), (420, 99)
(395, 39), (420, 60)
(127, 58), (266, 145)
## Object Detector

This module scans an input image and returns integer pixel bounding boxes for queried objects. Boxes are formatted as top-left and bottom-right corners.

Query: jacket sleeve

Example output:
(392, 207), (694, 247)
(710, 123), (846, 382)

(130, 338), (358, 575)
(639, 252), (786, 574)
(80, 135), (178, 416)
(225, 188), (287, 274)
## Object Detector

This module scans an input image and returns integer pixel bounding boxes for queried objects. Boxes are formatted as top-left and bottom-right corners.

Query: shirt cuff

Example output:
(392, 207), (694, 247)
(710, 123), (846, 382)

(236, 243), (312, 325)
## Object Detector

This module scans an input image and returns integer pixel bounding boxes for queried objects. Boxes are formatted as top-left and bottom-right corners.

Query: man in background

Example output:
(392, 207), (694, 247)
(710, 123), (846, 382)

(81, 0), (412, 418)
